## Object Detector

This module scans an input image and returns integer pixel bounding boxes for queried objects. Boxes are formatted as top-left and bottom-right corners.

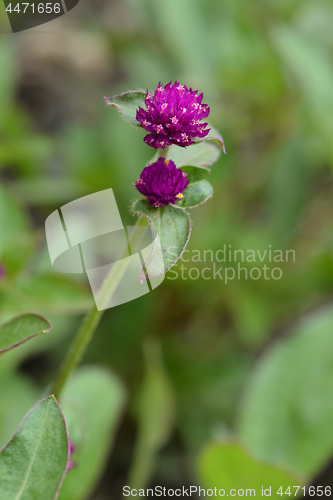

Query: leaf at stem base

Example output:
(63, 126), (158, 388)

(0, 396), (69, 500)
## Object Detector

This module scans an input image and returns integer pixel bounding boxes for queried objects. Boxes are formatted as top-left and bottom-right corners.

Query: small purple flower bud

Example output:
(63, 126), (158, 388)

(136, 81), (210, 149)
(134, 158), (189, 207)
(66, 440), (76, 472)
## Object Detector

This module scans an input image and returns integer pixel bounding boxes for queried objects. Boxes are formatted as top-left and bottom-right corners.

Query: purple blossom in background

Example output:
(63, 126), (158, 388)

(134, 158), (189, 207)
(0, 264), (5, 279)
(136, 81), (210, 149)
(66, 440), (76, 472)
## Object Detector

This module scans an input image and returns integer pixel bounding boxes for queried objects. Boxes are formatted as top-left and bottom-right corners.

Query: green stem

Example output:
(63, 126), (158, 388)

(157, 146), (169, 159)
(51, 218), (145, 399)
(128, 440), (155, 491)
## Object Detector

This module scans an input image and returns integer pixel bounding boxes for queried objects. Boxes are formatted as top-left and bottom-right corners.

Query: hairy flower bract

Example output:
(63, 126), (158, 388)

(136, 81), (210, 149)
(134, 158), (189, 207)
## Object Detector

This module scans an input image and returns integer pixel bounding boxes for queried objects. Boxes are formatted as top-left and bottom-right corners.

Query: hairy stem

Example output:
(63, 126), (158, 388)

(157, 146), (169, 159)
(51, 217), (145, 399)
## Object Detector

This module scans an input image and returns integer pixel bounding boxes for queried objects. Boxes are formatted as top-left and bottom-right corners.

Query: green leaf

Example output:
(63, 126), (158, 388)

(194, 126), (226, 154)
(176, 166), (213, 208)
(239, 306), (333, 476)
(130, 199), (191, 280)
(0, 313), (51, 354)
(0, 316), (78, 379)
(0, 275), (93, 317)
(180, 165), (210, 183)
(150, 140), (221, 168)
(177, 178), (213, 208)
(198, 442), (305, 499)
(104, 91), (145, 127)
(128, 339), (175, 489)
(0, 396), (69, 500)
(58, 366), (126, 500)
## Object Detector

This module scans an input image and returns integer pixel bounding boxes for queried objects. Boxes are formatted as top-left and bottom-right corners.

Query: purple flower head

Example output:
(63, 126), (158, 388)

(134, 158), (189, 207)
(136, 82), (210, 149)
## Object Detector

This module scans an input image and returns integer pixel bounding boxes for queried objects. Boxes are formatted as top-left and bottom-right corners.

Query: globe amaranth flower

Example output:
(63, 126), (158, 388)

(134, 158), (189, 207)
(136, 81), (210, 149)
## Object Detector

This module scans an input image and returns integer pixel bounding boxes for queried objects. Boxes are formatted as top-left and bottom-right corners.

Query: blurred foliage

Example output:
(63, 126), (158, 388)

(239, 307), (333, 477)
(198, 442), (305, 499)
(59, 366), (127, 500)
(128, 339), (175, 490)
(1, 0), (333, 497)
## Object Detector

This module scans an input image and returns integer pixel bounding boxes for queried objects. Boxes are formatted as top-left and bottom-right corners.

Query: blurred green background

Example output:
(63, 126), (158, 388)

(1, 0), (333, 498)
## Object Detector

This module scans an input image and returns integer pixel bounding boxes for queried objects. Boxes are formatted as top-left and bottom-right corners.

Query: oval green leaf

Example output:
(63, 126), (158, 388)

(1, 276), (93, 317)
(131, 199), (191, 281)
(0, 396), (69, 500)
(177, 179), (213, 208)
(239, 306), (333, 476)
(0, 313), (51, 354)
(180, 165), (210, 183)
(104, 91), (145, 127)
(58, 366), (126, 500)
(198, 442), (306, 499)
